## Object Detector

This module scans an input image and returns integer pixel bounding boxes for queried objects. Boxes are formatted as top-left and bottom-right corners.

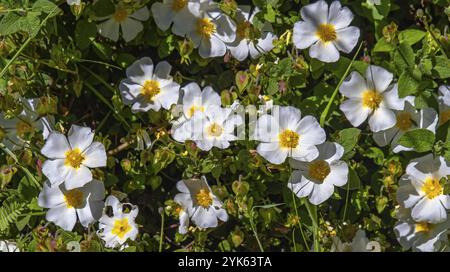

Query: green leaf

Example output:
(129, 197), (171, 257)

(345, 168), (361, 190)
(373, 37), (395, 52)
(32, 0), (61, 17)
(75, 20), (97, 50)
(398, 29), (426, 45)
(433, 56), (450, 79)
(398, 71), (420, 97)
(335, 128), (361, 156)
(397, 129), (435, 152)
(0, 13), (22, 36)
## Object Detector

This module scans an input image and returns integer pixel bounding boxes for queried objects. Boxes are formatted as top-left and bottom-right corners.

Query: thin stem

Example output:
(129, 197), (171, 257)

(319, 42), (364, 126)
(249, 211), (264, 252)
(342, 179), (351, 222)
(304, 199), (319, 252)
(159, 208), (165, 252)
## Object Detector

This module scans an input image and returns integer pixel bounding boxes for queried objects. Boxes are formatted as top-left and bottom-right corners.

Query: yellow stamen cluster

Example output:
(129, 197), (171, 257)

(188, 105), (205, 118)
(440, 110), (450, 125)
(236, 21), (252, 39)
(171, 0), (188, 11)
(141, 80), (160, 102)
(112, 218), (132, 239)
(396, 112), (413, 131)
(64, 148), (85, 169)
(113, 8), (128, 23)
(207, 123), (223, 137)
(308, 160), (331, 182)
(64, 189), (84, 209)
(316, 24), (337, 43)
(421, 177), (443, 200)
(362, 90), (383, 110)
(197, 18), (216, 39)
(415, 222), (432, 233)
(278, 129), (300, 149)
(196, 189), (213, 208)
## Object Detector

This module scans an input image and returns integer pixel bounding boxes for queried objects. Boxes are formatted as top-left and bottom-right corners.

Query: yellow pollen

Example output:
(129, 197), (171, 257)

(236, 20), (252, 39)
(64, 148), (85, 169)
(171, 0), (187, 11)
(197, 18), (216, 39)
(113, 8), (128, 23)
(396, 112), (413, 131)
(362, 90), (383, 110)
(316, 23), (337, 43)
(196, 189), (212, 208)
(16, 120), (33, 138)
(188, 105), (205, 118)
(111, 218), (132, 239)
(415, 222), (432, 233)
(278, 129), (300, 149)
(308, 160), (331, 182)
(207, 123), (223, 137)
(64, 189), (84, 209)
(175, 206), (183, 215)
(421, 177), (443, 200)
(440, 110), (450, 125)
(141, 80), (160, 102)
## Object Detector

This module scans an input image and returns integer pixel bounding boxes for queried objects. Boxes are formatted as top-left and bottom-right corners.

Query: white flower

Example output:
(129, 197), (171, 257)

(339, 65), (413, 132)
(226, 6), (277, 61)
(288, 142), (348, 205)
(397, 154), (450, 224)
(174, 198), (190, 235)
(292, 0), (360, 63)
(40, 124), (107, 190)
(0, 98), (51, 150)
(255, 106), (326, 164)
(96, 6), (149, 42)
(394, 207), (450, 252)
(178, 2), (236, 58)
(97, 196), (139, 248)
(0, 241), (19, 252)
(438, 85), (450, 125)
(331, 229), (381, 252)
(151, 0), (209, 35)
(67, 0), (81, 5)
(175, 176), (228, 229)
(38, 179), (105, 231)
(171, 82), (221, 142)
(119, 57), (180, 113)
(373, 102), (438, 153)
(183, 105), (243, 151)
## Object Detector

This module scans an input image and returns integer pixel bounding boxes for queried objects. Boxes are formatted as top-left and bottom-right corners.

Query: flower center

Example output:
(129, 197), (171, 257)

(396, 112), (413, 131)
(316, 23), (337, 43)
(440, 110), (450, 125)
(236, 20), (253, 39)
(16, 120), (33, 138)
(141, 80), (160, 102)
(197, 18), (216, 39)
(171, 0), (187, 11)
(196, 189), (212, 208)
(362, 90), (383, 110)
(278, 129), (300, 149)
(64, 189), (84, 209)
(113, 7), (128, 23)
(188, 105), (205, 118)
(421, 177), (443, 200)
(112, 218), (132, 239)
(207, 123), (223, 137)
(415, 222), (432, 233)
(64, 148), (85, 169)
(308, 160), (331, 182)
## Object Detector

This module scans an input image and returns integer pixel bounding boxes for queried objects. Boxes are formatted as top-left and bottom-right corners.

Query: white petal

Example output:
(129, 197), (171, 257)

(46, 204), (77, 231)
(199, 35), (226, 58)
(121, 19), (143, 42)
(256, 142), (288, 164)
(368, 106), (396, 132)
(365, 65), (393, 93)
(42, 159), (69, 186)
(38, 181), (65, 208)
(334, 26), (360, 53)
(411, 197), (447, 224)
(126, 57), (154, 85)
(151, 3), (175, 31)
(228, 39), (249, 61)
(309, 182), (335, 205)
(213, 14), (236, 43)
(191, 207), (218, 228)
(328, 1), (354, 29)
(64, 166), (93, 190)
(339, 71), (368, 98)
(326, 161), (349, 187)
(77, 201), (96, 228)
(293, 21), (319, 49)
(119, 79), (141, 105)
(300, 0), (329, 25)
(158, 82), (180, 109)
(82, 142), (107, 168)
(41, 132), (70, 159)
(382, 84), (414, 111)
(309, 41), (340, 63)
(68, 125), (94, 152)
(130, 6), (149, 21)
(372, 127), (398, 147)
(277, 106), (302, 131)
(153, 61), (172, 86)
(291, 144), (320, 162)
(296, 116), (326, 146)
(97, 19), (120, 42)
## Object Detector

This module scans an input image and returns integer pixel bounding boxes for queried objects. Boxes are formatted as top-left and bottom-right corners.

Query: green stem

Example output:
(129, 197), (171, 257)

(342, 178), (351, 222)
(304, 199), (319, 252)
(159, 209), (165, 252)
(249, 212), (264, 252)
(319, 42), (364, 126)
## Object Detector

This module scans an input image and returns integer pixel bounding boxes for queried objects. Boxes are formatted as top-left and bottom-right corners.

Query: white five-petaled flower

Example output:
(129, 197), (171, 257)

(171, 82), (221, 142)
(397, 154), (450, 224)
(119, 57), (180, 113)
(96, 5), (149, 42)
(226, 5), (277, 61)
(293, 0), (360, 63)
(373, 102), (438, 153)
(0, 241), (19, 252)
(438, 85), (450, 126)
(0, 98), (51, 150)
(41, 124), (107, 190)
(175, 176), (228, 229)
(394, 207), (450, 252)
(331, 229), (381, 252)
(174, 197), (190, 234)
(254, 106), (326, 165)
(339, 65), (413, 132)
(288, 142), (349, 205)
(97, 196), (139, 248)
(178, 1), (236, 58)
(151, 0), (209, 36)
(38, 179), (105, 231)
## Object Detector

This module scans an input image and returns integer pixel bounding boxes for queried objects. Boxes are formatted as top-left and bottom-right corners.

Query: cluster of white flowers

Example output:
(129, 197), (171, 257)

(38, 124), (138, 248)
